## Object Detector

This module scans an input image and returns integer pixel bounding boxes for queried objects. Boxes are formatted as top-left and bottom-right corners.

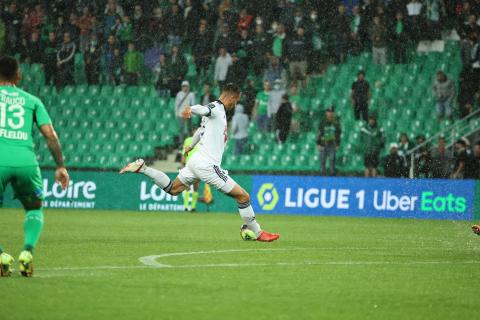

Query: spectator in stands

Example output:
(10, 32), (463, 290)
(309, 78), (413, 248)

(215, 24), (236, 54)
(383, 143), (404, 178)
(25, 31), (42, 64)
(84, 33), (100, 85)
(268, 79), (285, 131)
(473, 142), (480, 179)
(370, 16), (388, 65)
(452, 139), (476, 179)
(0, 18), (5, 53)
(183, 0), (200, 45)
(175, 81), (196, 144)
(123, 42), (143, 85)
(431, 136), (452, 178)
(117, 15), (133, 46)
(254, 80), (271, 131)
(317, 106), (341, 176)
(77, 7), (94, 52)
(272, 23), (286, 60)
(214, 47), (232, 88)
(459, 14), (480, 40)
(42, 31), (57, 86)
(252, 24), (271, 76)
(166, 3), (184, 45)
(432, 70), (456, 122)
(103, 35), (118, 85)
(3, 2), (21, 55)
(237, 8), (253, 32)
(391, 12), (408, 64)
(276, 94), (293, 144)
(334, 4), (350, 64)
(361, 114), (385, 177)
(398, 133), (411, 175)
(238, 29), (254, 66)
(132, 4), (148, 50)
(200, 83), (216, 106)
(167, 45), (187, 96)
(414, 134), (433, 178)
(226, 53), (248, 86)
(55, 32), (76, 88)
(153, 53), (170, 96)
(306, 9), (325, 73)
(286, 26), (309, 87)
(264, 56), (287, 86)
(242, 78), (257, 117)
(406, 0), (424, 42)
(192, 21), (213, 76)
(231, 104), (249, 155)
(350, 5), (365, 55)
(459, 33), (477, 116)
(351, 70), (371, 121)
(425, 0), (446, 40)
(149, 7), (167, 47)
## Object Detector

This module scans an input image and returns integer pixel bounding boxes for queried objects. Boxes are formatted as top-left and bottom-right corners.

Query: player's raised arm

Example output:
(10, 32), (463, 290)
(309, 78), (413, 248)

(39, 124), (69, 190)
(181, 104), (213, 119)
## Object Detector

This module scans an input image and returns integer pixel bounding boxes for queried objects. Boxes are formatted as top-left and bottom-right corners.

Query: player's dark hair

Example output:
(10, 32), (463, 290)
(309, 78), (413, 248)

(0, 56), (19, 81)
(222, 83), (240, 96)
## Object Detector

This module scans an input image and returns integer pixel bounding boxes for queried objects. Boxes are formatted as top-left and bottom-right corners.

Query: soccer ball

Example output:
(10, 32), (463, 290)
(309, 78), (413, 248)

(240, 224), (256, 241)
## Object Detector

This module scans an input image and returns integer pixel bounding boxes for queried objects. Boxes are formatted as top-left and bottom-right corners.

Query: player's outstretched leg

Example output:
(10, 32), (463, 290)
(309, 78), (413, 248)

(228, 184), (279, 242)
(120, 159), (187, 196)
(0, 247), (14, 277)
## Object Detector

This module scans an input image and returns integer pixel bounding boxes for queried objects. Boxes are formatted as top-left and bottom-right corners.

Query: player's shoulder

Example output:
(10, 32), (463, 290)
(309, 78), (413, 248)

(10, 87), (42, 104)
(207, 100), (225, 111)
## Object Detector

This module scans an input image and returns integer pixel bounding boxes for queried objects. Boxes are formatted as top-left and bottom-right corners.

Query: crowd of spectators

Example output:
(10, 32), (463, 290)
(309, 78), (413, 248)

(1, 0), (479, 178)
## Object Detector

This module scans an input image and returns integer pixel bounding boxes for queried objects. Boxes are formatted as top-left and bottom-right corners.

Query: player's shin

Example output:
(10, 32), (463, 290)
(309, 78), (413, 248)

(238, 202), (261, 237)
(143, 167), (173, 194)
(183, 190), (190, 210)
(191, 191), (199, 210)
(23, 209), (44, 252)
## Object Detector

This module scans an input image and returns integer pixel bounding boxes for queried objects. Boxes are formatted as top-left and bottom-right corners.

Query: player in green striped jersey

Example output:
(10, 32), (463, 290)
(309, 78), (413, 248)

(0, 56), (69, 277)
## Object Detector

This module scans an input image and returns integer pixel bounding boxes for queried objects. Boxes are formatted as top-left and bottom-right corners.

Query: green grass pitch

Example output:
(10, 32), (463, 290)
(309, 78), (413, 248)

(1, 208), (479, 320)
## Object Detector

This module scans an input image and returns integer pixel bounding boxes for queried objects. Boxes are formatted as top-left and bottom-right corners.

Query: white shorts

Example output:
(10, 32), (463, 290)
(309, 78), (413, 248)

(178, 152), (236, 194)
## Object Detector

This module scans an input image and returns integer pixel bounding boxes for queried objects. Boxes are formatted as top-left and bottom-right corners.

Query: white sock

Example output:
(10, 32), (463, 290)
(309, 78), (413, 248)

(143, 166), (173, 193)
(238, 203), (261, 237)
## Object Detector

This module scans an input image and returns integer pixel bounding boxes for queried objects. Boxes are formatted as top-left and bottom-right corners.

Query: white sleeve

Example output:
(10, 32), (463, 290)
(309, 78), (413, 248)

(189, 127), (204, 148)
(190, 104), (212, 116)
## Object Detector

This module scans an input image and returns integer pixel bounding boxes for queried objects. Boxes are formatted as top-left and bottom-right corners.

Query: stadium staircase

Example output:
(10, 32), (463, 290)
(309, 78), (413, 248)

(22, 41), (470, 173)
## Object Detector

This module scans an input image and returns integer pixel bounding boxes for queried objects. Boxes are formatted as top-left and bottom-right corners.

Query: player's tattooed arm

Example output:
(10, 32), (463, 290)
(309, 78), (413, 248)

(39, 124), (69, 189)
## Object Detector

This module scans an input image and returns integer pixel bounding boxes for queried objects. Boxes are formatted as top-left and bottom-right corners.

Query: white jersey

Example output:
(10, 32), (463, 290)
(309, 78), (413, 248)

(197, 100), (228, 165)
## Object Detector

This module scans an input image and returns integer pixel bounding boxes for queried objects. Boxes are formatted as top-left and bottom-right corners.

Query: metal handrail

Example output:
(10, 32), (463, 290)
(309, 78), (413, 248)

(406, 107), (480, 156)
(407, 108), (480, 178)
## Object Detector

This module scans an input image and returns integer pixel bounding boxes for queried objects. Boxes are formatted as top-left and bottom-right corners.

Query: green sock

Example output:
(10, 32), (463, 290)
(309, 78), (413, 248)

(183, 191), (190, 209)
(191, 192), (199, 210)
(23, 209), (44, 252)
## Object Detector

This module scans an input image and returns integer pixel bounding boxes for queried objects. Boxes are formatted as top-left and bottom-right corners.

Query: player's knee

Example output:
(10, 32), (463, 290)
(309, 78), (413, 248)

(22, 200), (42, 211)
(237, 191), (250, 204)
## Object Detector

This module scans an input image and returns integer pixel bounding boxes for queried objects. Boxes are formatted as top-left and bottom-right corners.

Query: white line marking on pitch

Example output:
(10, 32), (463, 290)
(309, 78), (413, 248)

(32, 247), (480, 278)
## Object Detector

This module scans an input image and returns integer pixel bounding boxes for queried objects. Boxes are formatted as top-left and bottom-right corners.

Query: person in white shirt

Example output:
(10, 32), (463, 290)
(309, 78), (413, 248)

(231, 104), (249, 155)
(120, 83), (280, 242)
(214, 47), (232, 88)
(175, 80), (196, 143)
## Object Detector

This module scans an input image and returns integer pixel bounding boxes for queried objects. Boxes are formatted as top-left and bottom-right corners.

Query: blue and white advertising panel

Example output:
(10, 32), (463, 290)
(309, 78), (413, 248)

(252, 176), (476, 220)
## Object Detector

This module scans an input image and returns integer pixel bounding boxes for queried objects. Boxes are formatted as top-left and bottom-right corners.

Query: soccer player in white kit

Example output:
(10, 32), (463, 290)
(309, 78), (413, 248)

(120, 83), (280, 242)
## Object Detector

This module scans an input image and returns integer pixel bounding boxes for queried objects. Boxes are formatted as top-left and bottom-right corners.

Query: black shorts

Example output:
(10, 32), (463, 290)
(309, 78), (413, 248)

(364, 153), (379, 168)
